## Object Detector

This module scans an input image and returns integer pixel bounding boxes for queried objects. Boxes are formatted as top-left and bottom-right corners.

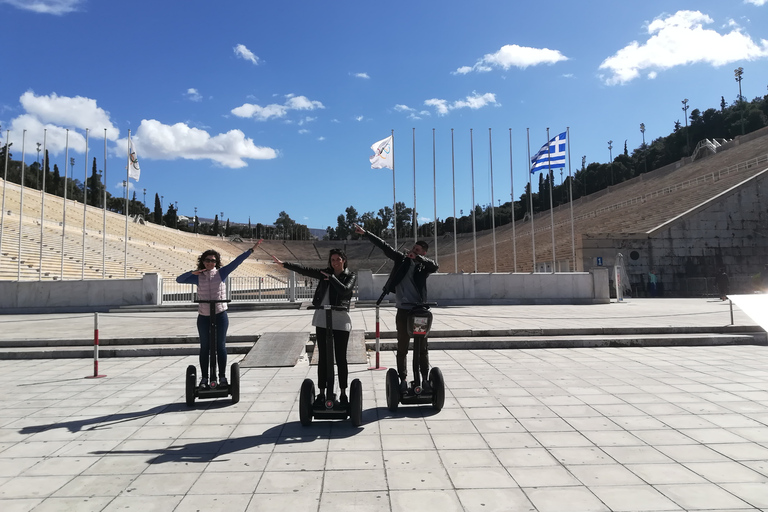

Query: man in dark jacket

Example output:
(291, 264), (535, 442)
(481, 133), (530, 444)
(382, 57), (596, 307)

(354, 224), (439, 392)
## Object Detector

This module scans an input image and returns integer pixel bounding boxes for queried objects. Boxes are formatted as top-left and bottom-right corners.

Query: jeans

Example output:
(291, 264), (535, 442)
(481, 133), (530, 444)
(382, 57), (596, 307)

(395, 308), (430, 383)
(315, 327), (350, 392)
(197, 312), (228, 378)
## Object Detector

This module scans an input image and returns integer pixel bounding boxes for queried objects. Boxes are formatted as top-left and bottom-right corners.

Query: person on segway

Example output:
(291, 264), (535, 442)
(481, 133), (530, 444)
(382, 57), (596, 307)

(177, 239), (262, 389)
(272, 249), (357, 406)
(354, 224), (438, 393)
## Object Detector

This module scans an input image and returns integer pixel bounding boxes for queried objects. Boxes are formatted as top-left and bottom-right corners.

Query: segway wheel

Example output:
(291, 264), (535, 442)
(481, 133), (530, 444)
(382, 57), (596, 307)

(185, 365), (196, 407)
(349, 378), (363, 427)
(429, 367), (445, 412)
(299, 378), (315, 426)
(230, 362), (240, 405)
(385, 368), (400, 412)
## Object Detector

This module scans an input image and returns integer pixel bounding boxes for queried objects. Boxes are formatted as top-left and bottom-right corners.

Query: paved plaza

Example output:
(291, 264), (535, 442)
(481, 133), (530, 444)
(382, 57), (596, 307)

(0, 299), (767, 511)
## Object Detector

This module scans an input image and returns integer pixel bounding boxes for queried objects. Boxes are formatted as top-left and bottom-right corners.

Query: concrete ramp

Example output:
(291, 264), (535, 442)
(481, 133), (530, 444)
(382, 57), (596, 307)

(310, 330), (367, 365)
(240, 332), (309, 367)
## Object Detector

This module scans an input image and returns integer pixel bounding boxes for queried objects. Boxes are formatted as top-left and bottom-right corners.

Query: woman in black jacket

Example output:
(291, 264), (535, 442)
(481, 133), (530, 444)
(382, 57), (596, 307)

(272, 249), (357, 405)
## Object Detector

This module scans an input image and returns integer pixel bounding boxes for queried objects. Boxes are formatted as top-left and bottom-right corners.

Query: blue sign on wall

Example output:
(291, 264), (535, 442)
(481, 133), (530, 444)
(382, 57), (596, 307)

(596, 257), (603, 266)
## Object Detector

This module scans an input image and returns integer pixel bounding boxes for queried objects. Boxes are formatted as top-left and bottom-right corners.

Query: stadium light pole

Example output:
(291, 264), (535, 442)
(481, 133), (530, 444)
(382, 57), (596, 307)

(640, 123), (647, 174)
(734, 67), (745, 136)
(69, 157), (75, 198)
(142, 188), (146, 209)
(607, 140), (613, 185)
(682, 99), (690, 156)
(36, 142), (41, 190)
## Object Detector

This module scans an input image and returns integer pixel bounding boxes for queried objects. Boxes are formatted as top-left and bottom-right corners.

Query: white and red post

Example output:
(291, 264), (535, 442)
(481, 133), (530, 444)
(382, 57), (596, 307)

(86, 312), (106, 378)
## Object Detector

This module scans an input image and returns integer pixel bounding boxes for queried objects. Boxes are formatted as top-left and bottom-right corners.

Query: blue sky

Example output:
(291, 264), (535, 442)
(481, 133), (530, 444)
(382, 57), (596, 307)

(2, 0), (767, 231)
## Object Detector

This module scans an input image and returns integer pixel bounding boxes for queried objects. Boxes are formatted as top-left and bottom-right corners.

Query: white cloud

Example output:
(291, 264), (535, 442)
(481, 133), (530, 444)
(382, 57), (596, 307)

(424, 92), (498, 116)
(744, 0), (767, 5)
(353, 72), (370, 79)
(185, 88), (202, 102)
(394, 104), (414, 112)
(298, 129), (309, 134)
(0, 0), (82, 15)
(317, 136), (325, 141)
(231, 95), (324, 121)
(124, 119), (277, 168)
(454, 44), (567, 74)
(6, 91), (119, 155)
(355, 116), (364, 121)
(233, 44), (259, 65)
(599, 10), (768, 85)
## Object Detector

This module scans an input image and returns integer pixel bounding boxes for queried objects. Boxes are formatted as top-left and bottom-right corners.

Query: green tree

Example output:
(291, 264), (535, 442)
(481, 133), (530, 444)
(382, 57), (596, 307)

(153, 193), (162, 224)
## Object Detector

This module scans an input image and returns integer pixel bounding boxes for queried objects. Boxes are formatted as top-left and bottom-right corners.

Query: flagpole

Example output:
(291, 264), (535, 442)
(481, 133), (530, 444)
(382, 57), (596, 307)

(526, 128), (536, 272)
(124, 130), (130, 278)
(567, 127), (575, 270)
(450, 128), (458, 273)
(546, 128), (556, 273)
(39, 129), (47, 280)
(1, 130), (10, 262)
(82, 128), (89, 280)
(18, 129), (26, 280)
(509, 128), (517, 272)
(61, 129), (69, 279)
(412, 127), (417, 243)
(103, 128), (107, 279)
(432, 128), (437, 265)
(489, 128), (497, 273)
(470, 129), (477, 273)
(391, 129), (397, 250)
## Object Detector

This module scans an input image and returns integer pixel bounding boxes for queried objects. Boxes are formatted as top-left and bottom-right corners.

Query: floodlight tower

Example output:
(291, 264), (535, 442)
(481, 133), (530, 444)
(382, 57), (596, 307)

(640, 123), (647, 174)
(734, 67), (745, 135)
(607, 140), (614, 185)
(682, 99), (690, 156)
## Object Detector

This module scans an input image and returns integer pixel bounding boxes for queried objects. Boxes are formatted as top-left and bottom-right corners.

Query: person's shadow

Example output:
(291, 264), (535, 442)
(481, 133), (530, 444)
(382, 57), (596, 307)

(19, 403), (189, 434)
(95, 420), (365, 464)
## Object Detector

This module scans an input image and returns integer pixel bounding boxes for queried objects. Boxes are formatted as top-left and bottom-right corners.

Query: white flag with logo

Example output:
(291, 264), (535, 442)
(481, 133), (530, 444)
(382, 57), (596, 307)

(128, 136), (141, 181)
(369, 135), (393, 170)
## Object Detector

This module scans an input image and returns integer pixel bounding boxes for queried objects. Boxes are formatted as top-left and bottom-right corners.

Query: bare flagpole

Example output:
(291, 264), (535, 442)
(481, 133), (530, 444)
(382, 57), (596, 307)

(61, 129), (69, 278)
(526, 128), (536, 272)
(546, 128), (556, 273)
(412, 127), (417, 243)
(450, 128), (458, 272)
(391, 129), (397, 249)
(82, 128), (89, 280)
(103, 128), (107, 278)
(567, 126), (576, 270)
(17, 130), (26, 280)
(1, 130), (10, 261)
(124, 130), (130, 278)
(432, 128), (437, 264)
(38, 129), (47, 280)
(470, 128), (477, 273)
(509, 128), (517, 272)
(489, 128), (497, 273)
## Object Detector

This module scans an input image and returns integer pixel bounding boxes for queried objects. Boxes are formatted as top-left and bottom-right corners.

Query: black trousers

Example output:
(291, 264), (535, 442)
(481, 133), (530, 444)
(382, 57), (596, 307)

(395, 308), (429, 382)
(315, 327), (350, 391)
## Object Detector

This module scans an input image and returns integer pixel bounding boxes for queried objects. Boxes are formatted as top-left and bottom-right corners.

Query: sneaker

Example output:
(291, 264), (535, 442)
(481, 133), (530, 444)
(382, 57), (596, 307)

(219, 376), (228, 387)
(314, 392), (325, 408)
(339, 392), (349, 406)
(199, 377), (209, 389)
(400, 380), (408, 393)
(422, 379), (432, 394)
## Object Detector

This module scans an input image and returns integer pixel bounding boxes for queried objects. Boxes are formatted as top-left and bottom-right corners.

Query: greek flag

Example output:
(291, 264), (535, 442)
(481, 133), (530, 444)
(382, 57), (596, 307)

(530, 131), (567, 174)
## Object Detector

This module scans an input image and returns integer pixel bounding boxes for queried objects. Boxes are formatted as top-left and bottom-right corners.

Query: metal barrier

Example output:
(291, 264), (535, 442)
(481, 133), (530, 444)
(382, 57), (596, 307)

(161, 272), (321, 304)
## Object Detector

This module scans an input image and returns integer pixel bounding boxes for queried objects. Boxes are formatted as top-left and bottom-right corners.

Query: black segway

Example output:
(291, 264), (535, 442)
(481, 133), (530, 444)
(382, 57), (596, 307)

(186, 299), (240, 406)
(299, 305), (363, 426)
(385, 302), (445, 412)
